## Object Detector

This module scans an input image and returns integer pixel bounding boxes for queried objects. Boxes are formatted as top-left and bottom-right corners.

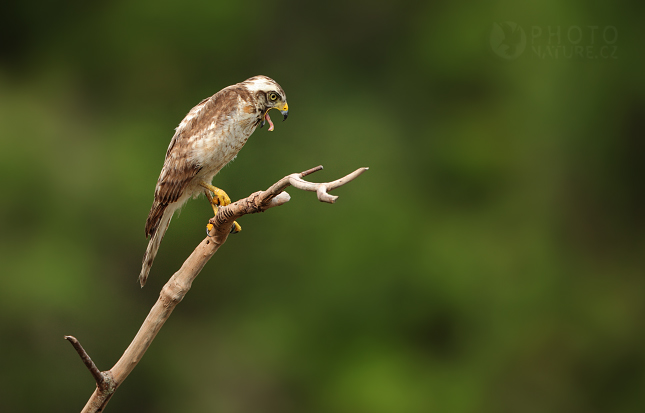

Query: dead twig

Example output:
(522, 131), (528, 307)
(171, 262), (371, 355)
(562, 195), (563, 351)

(64, 336), (108, 388)
(66, 165), (368, 413)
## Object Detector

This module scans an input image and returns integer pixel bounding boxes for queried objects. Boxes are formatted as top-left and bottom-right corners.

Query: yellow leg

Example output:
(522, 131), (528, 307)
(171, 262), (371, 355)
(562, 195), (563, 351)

(200, 182), (232, 206)
(201, 182), (241, 234)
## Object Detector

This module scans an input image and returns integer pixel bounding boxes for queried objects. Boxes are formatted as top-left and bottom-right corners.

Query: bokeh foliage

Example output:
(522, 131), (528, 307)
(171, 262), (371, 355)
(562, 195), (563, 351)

(0, 1), (643, 412)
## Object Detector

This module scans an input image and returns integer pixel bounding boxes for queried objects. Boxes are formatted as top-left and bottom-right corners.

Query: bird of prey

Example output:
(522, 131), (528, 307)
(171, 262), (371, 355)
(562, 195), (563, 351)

(139, 75), (289, 287)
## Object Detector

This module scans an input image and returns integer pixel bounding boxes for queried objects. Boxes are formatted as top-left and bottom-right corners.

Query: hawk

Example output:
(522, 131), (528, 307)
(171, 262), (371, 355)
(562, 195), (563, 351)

(140, 75), (289, 287)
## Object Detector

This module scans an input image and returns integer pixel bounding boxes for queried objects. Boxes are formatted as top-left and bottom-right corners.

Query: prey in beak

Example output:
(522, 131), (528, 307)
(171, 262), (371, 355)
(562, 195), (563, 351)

(260, 102), (289, 131)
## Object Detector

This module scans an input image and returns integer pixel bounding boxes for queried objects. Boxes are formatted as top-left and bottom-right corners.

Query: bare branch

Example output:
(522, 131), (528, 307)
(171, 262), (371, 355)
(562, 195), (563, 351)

(67, 165), (368, 412)
(207, 166), (369, 237)
(299, 164), (324, 177)
(288, 166), (369, 203)
(64, 336), (104, 386)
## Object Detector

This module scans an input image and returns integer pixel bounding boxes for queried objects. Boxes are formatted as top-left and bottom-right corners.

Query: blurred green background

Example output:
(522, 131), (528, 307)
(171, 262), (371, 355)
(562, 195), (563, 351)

(1, 1), (643, 412)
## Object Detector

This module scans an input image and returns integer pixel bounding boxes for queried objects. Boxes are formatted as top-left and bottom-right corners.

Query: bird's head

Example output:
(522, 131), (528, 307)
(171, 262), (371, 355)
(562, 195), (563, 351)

(241, 75), (289, 131)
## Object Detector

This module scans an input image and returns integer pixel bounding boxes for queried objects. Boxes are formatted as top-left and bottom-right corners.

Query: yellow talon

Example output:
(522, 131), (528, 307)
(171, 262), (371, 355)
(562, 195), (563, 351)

(232, 221), (242, 233)
(201, 182), (242, 235)
(206, 221), (241, 235)
(200, 182), (231, 207)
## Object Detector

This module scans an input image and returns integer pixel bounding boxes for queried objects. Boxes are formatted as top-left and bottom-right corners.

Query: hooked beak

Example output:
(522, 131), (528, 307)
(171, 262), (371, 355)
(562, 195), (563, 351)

(280, 102), (289, 121)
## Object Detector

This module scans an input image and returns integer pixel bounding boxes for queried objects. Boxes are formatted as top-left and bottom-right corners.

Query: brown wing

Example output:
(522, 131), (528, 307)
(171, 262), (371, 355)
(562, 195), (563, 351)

(144, 148), (201, 237)
(144, 98), (213, 237)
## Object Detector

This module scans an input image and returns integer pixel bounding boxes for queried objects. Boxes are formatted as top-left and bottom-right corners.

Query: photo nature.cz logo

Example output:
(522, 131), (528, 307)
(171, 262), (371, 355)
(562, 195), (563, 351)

(490, 22), (526, 60)
(490, 22), (618, 60)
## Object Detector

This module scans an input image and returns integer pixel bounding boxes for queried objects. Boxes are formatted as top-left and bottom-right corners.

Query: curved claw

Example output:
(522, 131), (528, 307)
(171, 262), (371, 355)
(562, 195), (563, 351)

(207, 221), (241, 236)
(230, 221), (242, 234)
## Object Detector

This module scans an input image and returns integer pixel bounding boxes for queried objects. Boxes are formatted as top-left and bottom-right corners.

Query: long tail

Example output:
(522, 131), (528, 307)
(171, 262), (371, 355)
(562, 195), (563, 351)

(139, 204), (176, 287)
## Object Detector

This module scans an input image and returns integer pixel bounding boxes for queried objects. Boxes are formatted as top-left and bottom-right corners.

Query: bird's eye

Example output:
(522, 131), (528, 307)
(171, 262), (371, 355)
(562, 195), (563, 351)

(268, 93), (278, 101)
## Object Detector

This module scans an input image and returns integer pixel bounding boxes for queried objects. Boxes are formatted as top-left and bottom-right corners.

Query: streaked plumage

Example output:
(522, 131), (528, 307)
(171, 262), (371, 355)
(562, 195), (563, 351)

(140, 75), (289, 286)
